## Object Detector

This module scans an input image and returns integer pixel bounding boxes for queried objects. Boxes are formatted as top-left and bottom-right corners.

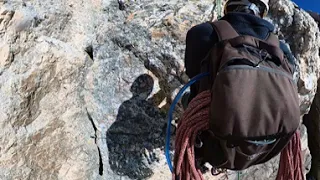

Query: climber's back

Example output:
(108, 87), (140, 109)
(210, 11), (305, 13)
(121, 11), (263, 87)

(185, 0), (296, 102)
(172, 0), (303, 179)
(186, 12), (272, 77)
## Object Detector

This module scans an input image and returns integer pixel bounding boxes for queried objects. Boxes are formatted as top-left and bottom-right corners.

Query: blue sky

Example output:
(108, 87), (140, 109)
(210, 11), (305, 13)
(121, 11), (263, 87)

(293, 0), (320, 13)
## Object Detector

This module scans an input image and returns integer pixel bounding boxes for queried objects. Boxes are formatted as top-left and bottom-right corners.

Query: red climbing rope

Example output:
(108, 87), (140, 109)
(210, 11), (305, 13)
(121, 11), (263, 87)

(173, 90), (304, 180)
(174, 90), (211, 180)
(276, 131), (304, 180)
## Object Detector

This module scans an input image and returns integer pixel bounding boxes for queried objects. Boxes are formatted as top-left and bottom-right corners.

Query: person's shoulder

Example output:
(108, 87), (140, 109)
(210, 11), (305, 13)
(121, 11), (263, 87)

(279, 39), (296, 66)
(279, 40), (291, 54)
(187, 22), (214, 36)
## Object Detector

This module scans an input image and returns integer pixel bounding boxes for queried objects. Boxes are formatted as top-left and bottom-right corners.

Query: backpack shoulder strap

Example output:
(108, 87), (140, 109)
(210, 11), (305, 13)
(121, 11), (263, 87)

(265, 33), (280, 47)
(210, 20), (239, 41)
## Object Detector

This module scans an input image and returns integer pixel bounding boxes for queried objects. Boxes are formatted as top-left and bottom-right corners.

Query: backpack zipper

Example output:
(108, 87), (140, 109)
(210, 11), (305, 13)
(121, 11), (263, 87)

(218, 65), (293, 80)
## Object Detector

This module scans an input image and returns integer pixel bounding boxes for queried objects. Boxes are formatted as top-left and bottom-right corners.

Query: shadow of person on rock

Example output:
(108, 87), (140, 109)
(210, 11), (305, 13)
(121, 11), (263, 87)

(107, 74), (167, 179)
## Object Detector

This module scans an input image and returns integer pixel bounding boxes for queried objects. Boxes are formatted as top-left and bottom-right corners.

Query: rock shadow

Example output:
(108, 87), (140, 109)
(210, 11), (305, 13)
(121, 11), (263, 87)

(107, 74), (166, 179)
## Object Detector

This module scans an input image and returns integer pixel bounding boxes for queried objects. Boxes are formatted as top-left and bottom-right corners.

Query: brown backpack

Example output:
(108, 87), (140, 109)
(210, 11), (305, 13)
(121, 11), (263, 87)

(195, 20), (301, 171)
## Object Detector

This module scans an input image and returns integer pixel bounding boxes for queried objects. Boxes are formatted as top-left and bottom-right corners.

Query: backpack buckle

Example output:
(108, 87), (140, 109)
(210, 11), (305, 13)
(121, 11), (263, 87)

(245, 139), (277, 146)
(254, 49), (269, 67)
(211, 167), (227, 176)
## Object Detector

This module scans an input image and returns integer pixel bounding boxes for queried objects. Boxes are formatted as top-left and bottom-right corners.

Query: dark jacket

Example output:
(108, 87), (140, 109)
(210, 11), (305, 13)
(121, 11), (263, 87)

(185, 12), (295, 79)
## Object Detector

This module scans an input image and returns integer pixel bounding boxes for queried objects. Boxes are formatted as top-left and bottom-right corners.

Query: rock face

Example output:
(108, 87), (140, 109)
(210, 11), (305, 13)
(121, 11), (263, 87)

(268, 0), (320, 115)
(0, 0), (319, 180)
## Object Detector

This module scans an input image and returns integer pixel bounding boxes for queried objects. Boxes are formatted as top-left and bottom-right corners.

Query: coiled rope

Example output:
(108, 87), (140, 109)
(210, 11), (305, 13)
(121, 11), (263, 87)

(172, 90), (304, 180)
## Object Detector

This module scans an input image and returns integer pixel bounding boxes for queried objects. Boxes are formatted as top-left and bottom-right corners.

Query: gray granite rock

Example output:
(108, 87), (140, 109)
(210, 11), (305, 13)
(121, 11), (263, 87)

(0, 0), (319, 179)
